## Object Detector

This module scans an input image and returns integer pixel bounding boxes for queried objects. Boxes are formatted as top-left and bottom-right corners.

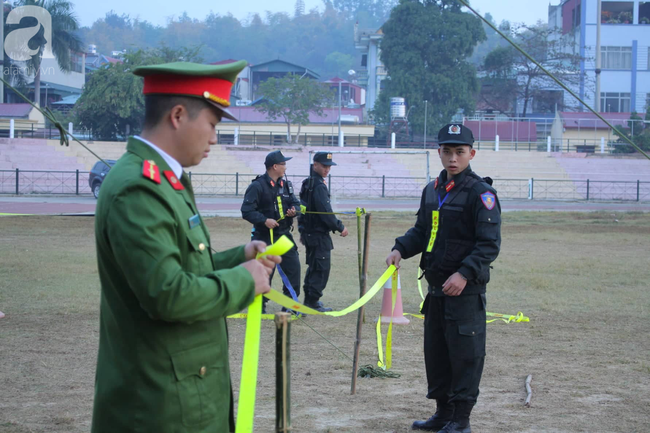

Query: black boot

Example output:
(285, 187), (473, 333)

(438, 402), (473, 433)
(304, 297), (333, 312)
(412, 400), (454, 431)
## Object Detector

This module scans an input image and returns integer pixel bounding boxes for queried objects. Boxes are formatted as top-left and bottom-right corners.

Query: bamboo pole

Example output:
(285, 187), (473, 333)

(275, 312), (291, 432)
(351, 213), (372, 395)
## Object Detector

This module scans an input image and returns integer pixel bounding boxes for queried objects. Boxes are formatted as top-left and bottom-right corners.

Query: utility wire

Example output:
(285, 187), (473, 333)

(456, 0), (650, 160)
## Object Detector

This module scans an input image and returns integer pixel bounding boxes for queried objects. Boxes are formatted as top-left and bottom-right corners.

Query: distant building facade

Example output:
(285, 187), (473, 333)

(552, 0), (650, 113)
(354, 25), (387, 115)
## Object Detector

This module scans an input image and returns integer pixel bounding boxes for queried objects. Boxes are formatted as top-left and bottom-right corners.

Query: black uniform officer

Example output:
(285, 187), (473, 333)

(241, 150), (302, 311)
(298, 152), (349, 312)
(386, 124), (501, 433)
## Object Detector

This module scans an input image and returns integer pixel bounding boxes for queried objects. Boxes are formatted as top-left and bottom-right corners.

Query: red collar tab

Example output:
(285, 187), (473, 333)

(270, 180), (275, 187)
(164, 171), (184, 190)
(434, 177), (439, 189)
(142, 160), (161, 184)
(280, 180), (284, 187)
(142, 75), (233, 107)
(445, 180), (455, 192)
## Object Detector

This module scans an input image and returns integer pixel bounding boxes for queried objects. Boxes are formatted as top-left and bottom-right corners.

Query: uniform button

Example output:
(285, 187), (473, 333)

(488, 218), (491, 222)
(198, 243), (206, 251)
(199, 366), (207, 376)
(472, 331), (476, 335)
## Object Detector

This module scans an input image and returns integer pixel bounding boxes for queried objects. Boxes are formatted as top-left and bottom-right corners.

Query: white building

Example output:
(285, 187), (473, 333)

(554, 0), (650, 113)
(354, 24), (388, 116)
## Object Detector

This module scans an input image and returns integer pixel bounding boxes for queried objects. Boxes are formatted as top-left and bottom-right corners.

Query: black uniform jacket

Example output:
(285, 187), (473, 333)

(241, 173), (301, 237)
(298, 175), (345, 236)
(393, 166), (501, 296)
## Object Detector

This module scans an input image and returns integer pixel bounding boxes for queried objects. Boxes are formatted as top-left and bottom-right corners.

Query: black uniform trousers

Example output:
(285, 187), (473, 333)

(302, 232), (332, 302)
(252, 230), (301, 300)
(422, 292), (486, 405)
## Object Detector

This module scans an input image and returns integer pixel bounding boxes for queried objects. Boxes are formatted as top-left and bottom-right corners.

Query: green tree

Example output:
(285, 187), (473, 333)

(613, 112), (650, 154)
(481, 23), (585, 117)
(74, 46), (203, 140)
(374, 0), (486, 135)
(328, 0), (398, 27)
(7, 0), (84, 106)
(255, 75), (334, 144)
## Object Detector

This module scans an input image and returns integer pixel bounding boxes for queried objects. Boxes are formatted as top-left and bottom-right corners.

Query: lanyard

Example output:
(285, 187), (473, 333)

(437, 179), (455, 209)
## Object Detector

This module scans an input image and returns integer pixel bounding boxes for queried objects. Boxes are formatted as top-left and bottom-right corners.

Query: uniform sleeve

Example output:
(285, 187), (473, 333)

(457, 186), (501, 281)
(290, 190), (301, 216)
(313, 183), (344, 233)
(107, 184), (256, 323)
(241, 182), (267, 225)
(393, 185), (428, 259)
(212, 245), (247, 270)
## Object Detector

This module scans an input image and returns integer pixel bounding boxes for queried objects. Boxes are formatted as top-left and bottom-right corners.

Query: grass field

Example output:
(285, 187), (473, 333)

(1, 212), (649, 432)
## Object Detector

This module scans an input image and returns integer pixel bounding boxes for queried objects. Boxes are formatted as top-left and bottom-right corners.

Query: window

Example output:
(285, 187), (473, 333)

(533, 90), (564, 113)
(601, 92), (631, 112)
(601, 46), (632, 69)
(641, 2), (650, 24)
(601, 2), (634, 24)
(71, 52), (83, 73)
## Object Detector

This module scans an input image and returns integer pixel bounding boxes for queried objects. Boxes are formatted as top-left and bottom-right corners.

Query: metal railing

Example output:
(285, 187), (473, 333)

(0, 122), (97, 141)
(2, 169), (649, 202)
(215, 131), (368, 147)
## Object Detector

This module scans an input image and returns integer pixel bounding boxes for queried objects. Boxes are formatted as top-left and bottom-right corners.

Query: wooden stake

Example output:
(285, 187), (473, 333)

(351, 213), (372, 395)
(524, 374), (533, 408)
(275, 312), (291, 432)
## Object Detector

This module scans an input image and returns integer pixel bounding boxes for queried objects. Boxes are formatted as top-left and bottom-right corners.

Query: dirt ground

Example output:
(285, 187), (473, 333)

(1, 212), (649, 432)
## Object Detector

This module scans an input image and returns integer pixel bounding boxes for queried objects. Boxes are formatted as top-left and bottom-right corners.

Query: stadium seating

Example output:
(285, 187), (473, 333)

(2, 137), (649, 199)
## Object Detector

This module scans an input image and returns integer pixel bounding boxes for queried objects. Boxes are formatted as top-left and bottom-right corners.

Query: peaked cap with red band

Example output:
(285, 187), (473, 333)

(133, 60), (247, 121)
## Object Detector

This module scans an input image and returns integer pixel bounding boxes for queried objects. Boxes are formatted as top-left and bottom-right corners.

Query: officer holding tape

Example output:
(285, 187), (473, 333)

(241, 150), (302, 312)
(386, 124), (501, 433)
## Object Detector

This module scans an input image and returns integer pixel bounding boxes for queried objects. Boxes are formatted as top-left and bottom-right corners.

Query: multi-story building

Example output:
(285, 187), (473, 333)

(554, 0), (650, 113)
(354, 24), (387, 116)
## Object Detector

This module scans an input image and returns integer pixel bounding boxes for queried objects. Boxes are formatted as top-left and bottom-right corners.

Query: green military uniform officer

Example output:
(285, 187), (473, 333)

(91, 61), (281, 433)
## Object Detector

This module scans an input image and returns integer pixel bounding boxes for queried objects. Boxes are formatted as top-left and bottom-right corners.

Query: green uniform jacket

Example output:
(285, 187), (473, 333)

(91, 137), (255, 433)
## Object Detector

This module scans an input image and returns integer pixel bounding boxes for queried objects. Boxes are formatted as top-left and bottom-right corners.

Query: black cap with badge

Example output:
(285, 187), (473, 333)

(438, 123), (475, 147)
(313, 152), (337, 166)
(265, 150), (292, 168)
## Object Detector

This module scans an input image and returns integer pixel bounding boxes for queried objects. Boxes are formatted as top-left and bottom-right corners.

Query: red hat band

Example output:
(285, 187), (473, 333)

(143, 74), (232, 107)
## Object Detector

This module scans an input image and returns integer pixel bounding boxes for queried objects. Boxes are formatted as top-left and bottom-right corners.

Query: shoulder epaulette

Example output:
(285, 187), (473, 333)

(142, 160), (161, 184)
(163, 171), (184, 190)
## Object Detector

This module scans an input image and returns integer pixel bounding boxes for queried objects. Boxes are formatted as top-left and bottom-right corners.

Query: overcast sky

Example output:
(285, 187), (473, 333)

(72, 0), (557, 28)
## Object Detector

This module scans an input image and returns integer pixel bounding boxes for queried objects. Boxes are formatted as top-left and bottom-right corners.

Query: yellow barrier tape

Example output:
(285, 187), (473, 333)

(376, 270), (398, 371)
(0, 213), (30, 216)
(227, 313), (299, 321)
(235, 295), (262, 433)
(263, 265), (396, 317)
(236, 235), (295, 433)
(404, 311), (530, 324)
(257, 234), (293, 258)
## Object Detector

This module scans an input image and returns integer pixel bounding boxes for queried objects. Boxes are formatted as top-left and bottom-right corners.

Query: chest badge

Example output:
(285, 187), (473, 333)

(188, 214), (201, 229)
(481, 192), (496, 210)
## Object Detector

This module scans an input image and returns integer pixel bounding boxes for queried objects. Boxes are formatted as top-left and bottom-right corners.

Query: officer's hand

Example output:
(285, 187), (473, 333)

(340, 227), (349, 237)
(241, 255), (281, 296)
(286, 207), (296, 218)
(244, 241), (267, 261)
(265, 218), (279, 229)
(386, 249), (402, 269)
(442, 272), (467, 297)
